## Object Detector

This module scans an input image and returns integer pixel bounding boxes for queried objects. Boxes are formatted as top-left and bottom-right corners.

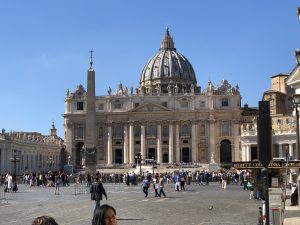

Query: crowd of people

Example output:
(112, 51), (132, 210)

(1, 167), (299, 224)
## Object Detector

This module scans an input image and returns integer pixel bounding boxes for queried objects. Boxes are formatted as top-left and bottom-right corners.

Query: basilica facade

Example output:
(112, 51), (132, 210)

(63, 29), (242, 170)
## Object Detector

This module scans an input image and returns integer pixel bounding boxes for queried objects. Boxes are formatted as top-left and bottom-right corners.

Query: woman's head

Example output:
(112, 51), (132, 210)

(32, 216), (58, 225)
(92, 204), (116, 225)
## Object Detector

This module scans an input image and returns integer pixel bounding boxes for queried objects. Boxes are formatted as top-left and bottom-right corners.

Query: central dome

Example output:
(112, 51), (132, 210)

(139, 28), (198, 95)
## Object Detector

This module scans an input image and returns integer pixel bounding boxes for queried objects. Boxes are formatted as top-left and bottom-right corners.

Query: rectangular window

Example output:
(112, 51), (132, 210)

(221, 98), (229, 107)
(114, 103), (122, 109)
(77, 102), (84, 110)
(162, 102), (168, 107)
(98, 104), (104, 110)
(199, 101), (205, 107)
(180, 101), (188, 108)
(135, 103), (140, 108)
(135, 126), (141, 137)
(162, 126), (168, 137)
(98, 127), (103, 138)
(76, 127), (84, 139)
(221, 124), (230, 136)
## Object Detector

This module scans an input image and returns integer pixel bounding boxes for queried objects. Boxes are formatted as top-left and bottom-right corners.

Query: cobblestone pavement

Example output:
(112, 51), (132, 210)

(0, 183), (261, 225)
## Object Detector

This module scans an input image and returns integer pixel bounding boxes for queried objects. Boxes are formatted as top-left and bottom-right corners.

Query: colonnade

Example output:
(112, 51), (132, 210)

(241, 143), (296, 161)
(105, 121), (207, 165)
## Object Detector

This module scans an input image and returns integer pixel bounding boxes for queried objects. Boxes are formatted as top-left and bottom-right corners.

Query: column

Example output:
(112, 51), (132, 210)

(157, 123), (162, 163)
(278, 144), (283, 158)
(129, 123), (134, 164)
(246, 145), (251, 161)
(208, 116), (215, 163)
(289, 143), (293, 159)
(175, 123), (180, 163)
(241, 145), (246, 161)
(107, 124), (113, 165)
(168, 122), (174, 163)
(141, 124), (146, 159)
(191, 122), (198, 163)
(123, 124), (129, 164)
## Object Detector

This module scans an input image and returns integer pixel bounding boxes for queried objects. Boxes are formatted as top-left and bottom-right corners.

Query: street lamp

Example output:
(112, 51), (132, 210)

(10, 150), (20, 175)
(295, 49), (300, 65)
(292, 94), (300, 160)
(135, 153), (142, 175)
(46, 157), (54, 171)
(152, 157), (156, 176)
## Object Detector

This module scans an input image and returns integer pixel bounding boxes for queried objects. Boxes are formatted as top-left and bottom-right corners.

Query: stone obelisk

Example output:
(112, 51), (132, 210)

(85, 50), (96, 173)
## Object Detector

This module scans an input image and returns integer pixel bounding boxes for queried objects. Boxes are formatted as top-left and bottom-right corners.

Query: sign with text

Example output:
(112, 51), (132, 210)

(232, 161), (300, 169)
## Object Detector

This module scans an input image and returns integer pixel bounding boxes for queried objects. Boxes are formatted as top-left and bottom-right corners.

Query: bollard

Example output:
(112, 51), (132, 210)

(271, 204), (282, 225)
(258, 207), (263, 225)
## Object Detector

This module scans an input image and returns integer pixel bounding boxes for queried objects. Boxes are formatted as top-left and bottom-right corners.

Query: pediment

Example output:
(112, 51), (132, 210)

(131, 102), (170, 112)
(286, 65), (300, 87)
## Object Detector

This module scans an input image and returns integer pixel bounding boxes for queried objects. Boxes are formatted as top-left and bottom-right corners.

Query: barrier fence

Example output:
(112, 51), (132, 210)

(0, 185), (7, 203)
(74, 182), (89, 196)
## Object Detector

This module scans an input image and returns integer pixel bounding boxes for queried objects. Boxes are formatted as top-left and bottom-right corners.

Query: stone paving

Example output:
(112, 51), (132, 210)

(0, 183), (262, 225)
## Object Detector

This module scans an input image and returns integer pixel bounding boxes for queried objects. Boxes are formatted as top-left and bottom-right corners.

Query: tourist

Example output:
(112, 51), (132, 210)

(54, 172), (61, 195)
(158, 174), (166, 197)
(291, 181), (298, 206)
(142, 176), (150, 197)
(32, 215), (58, 225)
(90, 176), (107, 214)
(92, 204), (116, 225)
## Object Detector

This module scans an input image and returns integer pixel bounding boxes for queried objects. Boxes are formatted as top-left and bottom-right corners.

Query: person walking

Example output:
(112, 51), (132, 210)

(90, 176), (108, 214)
(54, 172), (62, 195)
(142, 176), (150, 197)
(158, 174), (166, 197)
(221, 172), (227, 189)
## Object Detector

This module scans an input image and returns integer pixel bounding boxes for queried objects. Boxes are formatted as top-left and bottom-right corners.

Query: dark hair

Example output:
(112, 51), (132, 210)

(32, 216), (58, 225)
(92, 204), (116, 225)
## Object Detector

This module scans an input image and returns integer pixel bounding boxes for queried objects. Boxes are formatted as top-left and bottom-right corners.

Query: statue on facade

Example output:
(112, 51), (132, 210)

(117, 82), (123, 95)
(124, 86), (128, 95)
(130, 86), (133, 95)
(210, 152), (215, 163)
(66, 89), (70, 97)
(167, 83), (172, 94)
(107, 86), (112, 95)
(156, 84), (161, 95)
(174, 84), (178, 94)
(190, 84), (194, 94)
(207, 80), (214, 94)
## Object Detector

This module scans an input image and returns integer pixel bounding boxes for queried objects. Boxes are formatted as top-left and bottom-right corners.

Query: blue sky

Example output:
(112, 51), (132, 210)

(1, 0), (300, 138)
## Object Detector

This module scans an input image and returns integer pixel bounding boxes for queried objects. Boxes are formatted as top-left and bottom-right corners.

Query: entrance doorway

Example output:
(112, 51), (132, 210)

(163, 153), (169, 163)
(220, 140), (232, 167)
(115, 149), (123, 164)
(148, 148), (155, 160)
(182, 148), (190, 163)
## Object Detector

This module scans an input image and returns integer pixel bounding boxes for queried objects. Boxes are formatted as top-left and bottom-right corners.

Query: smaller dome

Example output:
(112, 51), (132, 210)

(139, 28), (198, 95)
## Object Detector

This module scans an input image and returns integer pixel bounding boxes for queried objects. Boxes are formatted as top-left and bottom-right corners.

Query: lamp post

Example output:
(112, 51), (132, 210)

(152, 157), (156, 176)
(46, 157), (54, 171)
(292, 94), (300, 160)
(135, 153), (142, 175)
(10, 150), (20, 175)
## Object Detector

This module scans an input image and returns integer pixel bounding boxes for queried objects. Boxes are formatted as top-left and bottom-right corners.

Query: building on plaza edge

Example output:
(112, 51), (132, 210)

(0, 123), (64, 175)
(63, 28), (242, 171)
